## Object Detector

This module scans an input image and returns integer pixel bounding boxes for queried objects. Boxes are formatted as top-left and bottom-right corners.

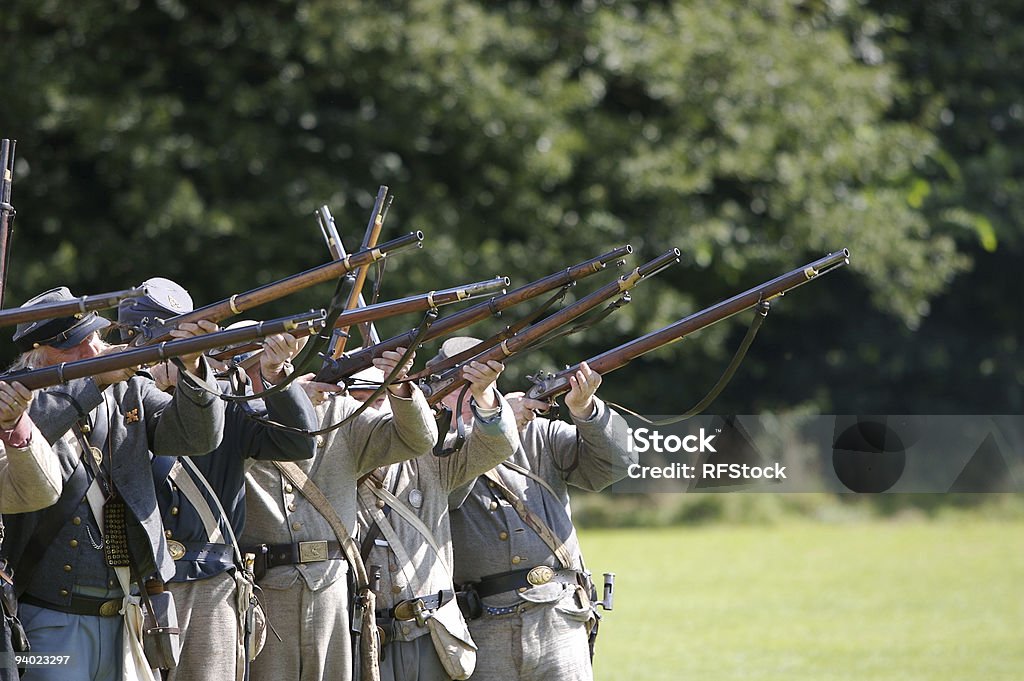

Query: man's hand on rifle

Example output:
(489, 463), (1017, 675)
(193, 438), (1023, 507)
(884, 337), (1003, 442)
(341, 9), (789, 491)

(373, 346), (416, 398)
(504, 391), (550, 431)
(169, 320), (220, 375)
(462, 360), (504, 411)
(93, 343), (138, 389)
(0, 381), (33, 430)
(260, 332), (305, 384)
(296, 373), (344, 408)
(564, 361), (601, 420)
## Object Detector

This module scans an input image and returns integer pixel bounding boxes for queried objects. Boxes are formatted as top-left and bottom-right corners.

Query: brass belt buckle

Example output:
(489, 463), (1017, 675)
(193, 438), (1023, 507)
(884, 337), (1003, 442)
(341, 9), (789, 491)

(394, 598), (432, 626)
(167, 540), (187, 561)
(99, 599), (121, 617)
(526, 565), (555, 587)
(298, 540), (329, 563)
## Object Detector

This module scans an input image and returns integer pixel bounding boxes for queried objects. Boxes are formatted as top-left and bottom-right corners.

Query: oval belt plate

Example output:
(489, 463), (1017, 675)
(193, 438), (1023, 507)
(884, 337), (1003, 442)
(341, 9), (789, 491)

(167, 540), (186, 561)
(526, 565), (555, 586)
(99, 599), (121, 617)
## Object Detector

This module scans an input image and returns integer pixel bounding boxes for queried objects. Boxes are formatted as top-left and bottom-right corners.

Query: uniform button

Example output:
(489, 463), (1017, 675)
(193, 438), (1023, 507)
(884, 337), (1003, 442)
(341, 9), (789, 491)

(292, 522), (302, 531)
(63, 564), (72, 572)
(72, 516), (82, 526)
(389, 564), (400, 573)
(376, 500), (385, 509)
(518, 587), (527, 593)
(315, 436), (325, 448)
(499, 532), (508, 541)
(511, 555), (522, 565)
(391, 586), (402, 595)
(109, 580), (116, 588)
(170, 506), (179, 516)
(284, 483), (293, 493)
(288, 503), (296, 512)
(69, 539), (79, 548)
(489, 501), (498, 511)
(165, 530), (173, 538)
(402, 625), (410, 635)
(59, 589), (69, 597)
(488, 481), (496, 488)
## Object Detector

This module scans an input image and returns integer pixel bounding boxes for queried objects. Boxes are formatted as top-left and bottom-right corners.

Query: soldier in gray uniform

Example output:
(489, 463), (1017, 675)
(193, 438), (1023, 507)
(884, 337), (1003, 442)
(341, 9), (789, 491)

(0, 286), (226, 681)
(241, 346), (437, 681)
(449, 360), (633, 681)
(355, 338), (520, 681)
(118, 279), (318, 681)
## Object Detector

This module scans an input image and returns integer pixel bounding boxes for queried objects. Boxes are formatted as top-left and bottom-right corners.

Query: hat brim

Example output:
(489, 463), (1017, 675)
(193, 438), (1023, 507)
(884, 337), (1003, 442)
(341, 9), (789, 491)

(49, 315), (110, 350)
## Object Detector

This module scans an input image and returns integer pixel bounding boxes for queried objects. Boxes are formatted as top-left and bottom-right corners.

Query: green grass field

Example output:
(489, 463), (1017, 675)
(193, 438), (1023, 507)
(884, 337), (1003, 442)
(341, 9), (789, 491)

(580, 520), (1024, 681)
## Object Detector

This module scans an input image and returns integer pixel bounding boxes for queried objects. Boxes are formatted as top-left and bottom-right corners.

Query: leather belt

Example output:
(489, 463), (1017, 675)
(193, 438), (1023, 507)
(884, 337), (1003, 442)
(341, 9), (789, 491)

(21, 593), (122, 618)
(243, 540), (345, 570)
(168, 540), (234, 566)
(469, 566), (580, 598)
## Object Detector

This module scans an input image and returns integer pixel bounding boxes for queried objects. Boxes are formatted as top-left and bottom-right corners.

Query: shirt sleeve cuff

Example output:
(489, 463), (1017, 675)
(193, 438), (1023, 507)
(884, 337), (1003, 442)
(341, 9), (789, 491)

(0, 413), (35, 449)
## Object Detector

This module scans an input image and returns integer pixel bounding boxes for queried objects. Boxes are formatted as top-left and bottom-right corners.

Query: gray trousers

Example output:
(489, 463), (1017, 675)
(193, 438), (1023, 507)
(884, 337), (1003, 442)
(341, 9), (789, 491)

(18, 603), (122, 681)
(468, 601), (592, 681)
(379, 635), (450, 681)
(250, 576), (351, 681)
(167, 572), (239, 681)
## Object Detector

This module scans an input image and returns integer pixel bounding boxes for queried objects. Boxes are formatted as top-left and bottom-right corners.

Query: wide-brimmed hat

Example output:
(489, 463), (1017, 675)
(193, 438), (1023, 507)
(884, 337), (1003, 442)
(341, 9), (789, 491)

(12, 287), (112, 352)
(425, 336), (483, 369)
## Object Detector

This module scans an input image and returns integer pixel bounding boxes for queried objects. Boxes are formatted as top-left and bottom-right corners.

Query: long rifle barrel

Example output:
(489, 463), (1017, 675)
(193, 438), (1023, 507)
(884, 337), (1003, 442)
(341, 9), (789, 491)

(526, 249), (851, 400)
(314, 245), (633, 384)
(7, 310), (327, 391)
(0, 287), (144, 328)
(0, 139), (17, 308)
(132, 231), (423, 345)
(421, 248), (681, 404)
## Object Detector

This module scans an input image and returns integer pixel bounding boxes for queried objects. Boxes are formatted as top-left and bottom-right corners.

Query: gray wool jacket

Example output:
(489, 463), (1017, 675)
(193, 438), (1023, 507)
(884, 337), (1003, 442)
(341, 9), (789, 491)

(2, 364), (224, 602)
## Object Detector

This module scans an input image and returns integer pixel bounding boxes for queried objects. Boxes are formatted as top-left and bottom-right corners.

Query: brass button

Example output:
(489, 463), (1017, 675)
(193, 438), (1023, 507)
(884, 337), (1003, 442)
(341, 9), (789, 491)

(489, 501), (498, 511)
(63, 564), (72, 572)
(284, 483), (293, 493)
(499, 531), (508, 541)
(391, 586), (402, 595)
(165, 530), (173, 538)
(488, 481), (496, 488)
(69, 539), (79, 548)
(389, 564), (400, 573)
(170, 506), (179, 516)
(80, 424), (91, 434)
(376, 500), (385, 509)
(518, 587), (527, 593)
(288, 503), (297, 512)
(511, 555), (522, 565)
(109, 580), (117, 588)
(59, 589), (69, 597)
(292, 522), (302, 531)
(72, 516), (82, 526)
(315, 436), (325, 448)
(402, 625), (410, 635)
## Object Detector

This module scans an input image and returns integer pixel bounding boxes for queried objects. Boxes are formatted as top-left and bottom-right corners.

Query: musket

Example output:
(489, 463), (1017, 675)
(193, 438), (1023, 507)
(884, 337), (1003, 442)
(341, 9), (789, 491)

(0, 139), (17, 308)
(212, 276), (510, 362)
(129, 231), (423, 346)
(333, 187), (390, 356)
(419, 249), (682, 405)
(316, 205), (382, 351)
(6, 310), (327, 391)
(524, 249), (852, 401)
(314, 245), (634, 384)
(0, 287), (144, 328)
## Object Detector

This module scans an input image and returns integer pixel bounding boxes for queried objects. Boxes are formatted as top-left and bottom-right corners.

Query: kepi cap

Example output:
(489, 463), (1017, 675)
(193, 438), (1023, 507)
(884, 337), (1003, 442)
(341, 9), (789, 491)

(117, 277), (193, 341)
(12, 287), (111, 352)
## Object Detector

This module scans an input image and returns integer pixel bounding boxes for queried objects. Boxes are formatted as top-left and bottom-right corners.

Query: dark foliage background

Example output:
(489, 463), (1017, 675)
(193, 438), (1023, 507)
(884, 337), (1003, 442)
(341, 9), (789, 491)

(0, 0), (1019, 417)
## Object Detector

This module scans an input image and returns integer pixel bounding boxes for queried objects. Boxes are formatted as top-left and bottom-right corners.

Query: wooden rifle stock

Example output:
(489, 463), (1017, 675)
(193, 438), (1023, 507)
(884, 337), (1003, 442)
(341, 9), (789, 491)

(525, 249), (852, 401)
(0, 287), (145, 328)
(0, 139), (16, 308)
(6, 310), (327, 391)
(313, 245), (634, 384)
(214, 276), (510, 362)
(130, 231), (423, 346)
(333, 186), (390, 356)
(420, 248), (681, 405)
